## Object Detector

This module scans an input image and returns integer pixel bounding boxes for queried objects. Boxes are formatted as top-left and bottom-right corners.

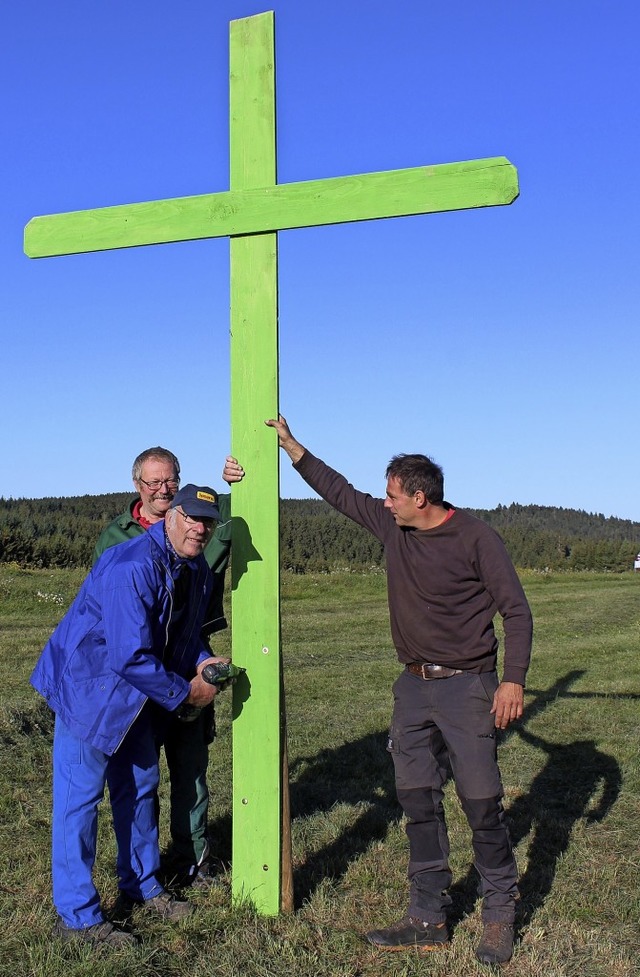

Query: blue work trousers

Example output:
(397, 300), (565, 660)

(52, 708), (164, 928)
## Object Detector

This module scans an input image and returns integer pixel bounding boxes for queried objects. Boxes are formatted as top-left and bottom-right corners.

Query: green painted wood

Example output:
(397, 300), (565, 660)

(228, 12), (282, 915)
(24, 156), (518, 257)
(24, 8), (520, 918)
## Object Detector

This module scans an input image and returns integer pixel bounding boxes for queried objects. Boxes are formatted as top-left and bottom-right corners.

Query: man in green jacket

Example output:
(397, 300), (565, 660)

(94, 445), (243, 886)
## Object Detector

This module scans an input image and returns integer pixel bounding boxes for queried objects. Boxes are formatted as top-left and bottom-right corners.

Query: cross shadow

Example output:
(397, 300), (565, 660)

(199, 729), (398, 906)
(286, 730), (399, 906)
(447, 670), (624, 929)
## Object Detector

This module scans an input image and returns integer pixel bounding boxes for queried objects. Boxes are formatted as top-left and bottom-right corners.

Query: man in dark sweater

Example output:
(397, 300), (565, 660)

(266, 416), (533, 966)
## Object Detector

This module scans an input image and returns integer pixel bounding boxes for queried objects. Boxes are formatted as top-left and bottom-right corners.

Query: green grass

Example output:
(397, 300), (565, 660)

(0, 565), (638, 976)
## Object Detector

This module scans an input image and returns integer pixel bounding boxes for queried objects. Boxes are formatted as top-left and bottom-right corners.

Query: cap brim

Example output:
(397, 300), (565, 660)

(182, 505), (221, 521)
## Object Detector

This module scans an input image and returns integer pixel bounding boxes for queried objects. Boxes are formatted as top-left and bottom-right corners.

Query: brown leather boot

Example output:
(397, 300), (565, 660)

(475, 921), (514, 964)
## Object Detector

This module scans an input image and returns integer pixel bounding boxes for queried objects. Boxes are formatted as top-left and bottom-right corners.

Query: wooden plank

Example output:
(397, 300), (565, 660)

(228, 10), (283, 917)
(24, 157), (519, 257)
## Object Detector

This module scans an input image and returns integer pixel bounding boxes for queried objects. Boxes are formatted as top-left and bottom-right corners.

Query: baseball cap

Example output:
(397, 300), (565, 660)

(169, 484), (221, 521)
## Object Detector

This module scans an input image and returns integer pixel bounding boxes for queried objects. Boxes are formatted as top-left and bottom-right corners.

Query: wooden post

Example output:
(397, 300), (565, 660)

(228, 13), (284, 915)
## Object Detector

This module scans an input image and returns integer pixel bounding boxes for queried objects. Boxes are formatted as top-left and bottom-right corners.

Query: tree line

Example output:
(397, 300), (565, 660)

(0, 493), (638, 573)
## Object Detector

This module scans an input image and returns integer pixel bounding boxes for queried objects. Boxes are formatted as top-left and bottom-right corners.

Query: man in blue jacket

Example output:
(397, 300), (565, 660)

(31, 484), (229, 947)
(93, 446), (243, 887)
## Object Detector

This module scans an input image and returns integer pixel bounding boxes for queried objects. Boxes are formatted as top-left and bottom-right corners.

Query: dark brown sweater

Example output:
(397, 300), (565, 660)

(295, 451), (533, 686)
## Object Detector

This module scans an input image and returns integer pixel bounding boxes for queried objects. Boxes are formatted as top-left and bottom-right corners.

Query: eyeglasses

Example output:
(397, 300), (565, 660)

(138, 477), (180, 491)
(177, 507), (217, 528)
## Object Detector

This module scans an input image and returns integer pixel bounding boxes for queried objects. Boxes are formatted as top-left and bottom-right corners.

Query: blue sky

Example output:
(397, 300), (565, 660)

(2, 1), (639, 520)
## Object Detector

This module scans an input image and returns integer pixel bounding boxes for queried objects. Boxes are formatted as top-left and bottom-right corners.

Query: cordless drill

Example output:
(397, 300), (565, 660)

(201, 661), (246, 691)
(176, 662), (245, 722)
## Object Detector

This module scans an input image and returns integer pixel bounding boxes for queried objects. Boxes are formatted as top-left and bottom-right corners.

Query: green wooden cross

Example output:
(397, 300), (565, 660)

(24, 11), (518, 915)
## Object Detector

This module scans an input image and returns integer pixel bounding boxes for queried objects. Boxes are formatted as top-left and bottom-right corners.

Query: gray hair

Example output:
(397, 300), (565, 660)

(132, 446), (180, 484)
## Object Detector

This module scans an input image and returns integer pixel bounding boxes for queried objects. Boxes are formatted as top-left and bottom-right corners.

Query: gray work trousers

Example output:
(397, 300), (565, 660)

(387, 668), (519, 924)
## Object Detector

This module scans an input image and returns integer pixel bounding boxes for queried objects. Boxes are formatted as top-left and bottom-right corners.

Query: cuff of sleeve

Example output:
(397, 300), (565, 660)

(293, 450), (313, 473)
(502, 665), (527, 687)
(196, 648), (214, 668)
(159, 677), (191, 712)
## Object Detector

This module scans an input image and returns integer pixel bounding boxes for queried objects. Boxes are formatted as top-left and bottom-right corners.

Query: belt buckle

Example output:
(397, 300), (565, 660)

(409, 662), (462, 680)
(412, 662), (435, 680)
(423, 663), (448, 679)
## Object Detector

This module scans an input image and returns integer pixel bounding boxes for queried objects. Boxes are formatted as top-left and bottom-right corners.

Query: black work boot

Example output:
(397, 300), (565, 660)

(365, 916), (449, 951)
(475, 921), (514, 964)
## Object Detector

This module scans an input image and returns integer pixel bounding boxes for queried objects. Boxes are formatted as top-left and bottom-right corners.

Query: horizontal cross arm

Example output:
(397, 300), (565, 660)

(24, 156), (518, 258)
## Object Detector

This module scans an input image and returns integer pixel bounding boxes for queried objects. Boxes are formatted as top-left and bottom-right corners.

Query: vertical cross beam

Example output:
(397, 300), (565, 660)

(228, 13), (282, 915)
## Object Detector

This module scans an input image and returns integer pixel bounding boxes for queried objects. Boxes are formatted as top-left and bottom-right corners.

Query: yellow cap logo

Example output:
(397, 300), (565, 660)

(196, 491), (216, 503)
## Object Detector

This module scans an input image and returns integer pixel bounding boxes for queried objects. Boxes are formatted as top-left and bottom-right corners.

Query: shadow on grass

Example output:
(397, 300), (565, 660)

(288, 731), (399, 908)
(509, 730), (621, 930)
(198, 730), (398, 908)
(448, 669), (624, 930)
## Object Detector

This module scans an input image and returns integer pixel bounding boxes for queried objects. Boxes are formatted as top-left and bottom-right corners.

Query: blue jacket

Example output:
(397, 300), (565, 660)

(30, 520), (213, 755)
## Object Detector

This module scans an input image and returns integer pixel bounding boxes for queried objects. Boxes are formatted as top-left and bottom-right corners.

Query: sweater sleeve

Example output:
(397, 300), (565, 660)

(471, 526), (533, 686)
(295, 451), (389, 541)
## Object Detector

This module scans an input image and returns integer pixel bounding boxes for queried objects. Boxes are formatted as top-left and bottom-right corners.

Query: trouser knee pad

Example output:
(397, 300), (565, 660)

(398, 786), (448, 865)
(458, 794), (507, 830)
(397, 786), (441, 823)
(458, 794), (516, 872)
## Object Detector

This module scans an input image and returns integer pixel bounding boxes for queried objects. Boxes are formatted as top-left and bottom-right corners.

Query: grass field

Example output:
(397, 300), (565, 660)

(0, 565), (638, 977)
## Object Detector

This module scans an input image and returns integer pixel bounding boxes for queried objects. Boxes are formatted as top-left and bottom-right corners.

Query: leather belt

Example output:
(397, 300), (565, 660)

(406, 662), (464, 680)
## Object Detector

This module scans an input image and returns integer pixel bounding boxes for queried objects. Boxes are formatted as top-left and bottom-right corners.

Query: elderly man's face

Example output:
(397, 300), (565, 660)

(135, 458), (180, 520)
(166, 507), (216, 559)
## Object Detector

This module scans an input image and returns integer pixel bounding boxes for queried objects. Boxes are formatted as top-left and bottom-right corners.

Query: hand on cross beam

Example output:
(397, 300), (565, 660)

(222, 455), (245, 483)
(264, 416), (305, 465)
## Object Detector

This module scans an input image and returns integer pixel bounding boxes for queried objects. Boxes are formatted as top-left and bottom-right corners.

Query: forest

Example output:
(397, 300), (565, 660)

(0, 492), (638, 573)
